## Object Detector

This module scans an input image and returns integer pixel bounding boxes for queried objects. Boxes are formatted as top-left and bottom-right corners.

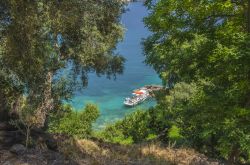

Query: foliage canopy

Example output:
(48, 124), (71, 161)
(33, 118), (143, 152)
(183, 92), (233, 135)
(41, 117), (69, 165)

(0, 0), (125, 126)
(49, 104), (100, 138)
(143, 0), (250, 163)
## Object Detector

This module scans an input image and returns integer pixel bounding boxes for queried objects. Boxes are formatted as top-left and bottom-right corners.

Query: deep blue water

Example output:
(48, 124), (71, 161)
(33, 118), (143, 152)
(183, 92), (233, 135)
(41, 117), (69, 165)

(70, 2), (161, 129)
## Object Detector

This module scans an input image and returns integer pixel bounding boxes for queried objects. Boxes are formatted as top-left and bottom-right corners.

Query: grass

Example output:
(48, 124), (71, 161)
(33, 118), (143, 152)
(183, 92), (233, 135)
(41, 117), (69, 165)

(56, 137), (220, 165)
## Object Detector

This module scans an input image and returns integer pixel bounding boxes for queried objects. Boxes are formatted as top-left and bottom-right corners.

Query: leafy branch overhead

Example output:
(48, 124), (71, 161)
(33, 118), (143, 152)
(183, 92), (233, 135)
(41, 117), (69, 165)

(143, 0), (250, 163)
(0, 0), (125, 126)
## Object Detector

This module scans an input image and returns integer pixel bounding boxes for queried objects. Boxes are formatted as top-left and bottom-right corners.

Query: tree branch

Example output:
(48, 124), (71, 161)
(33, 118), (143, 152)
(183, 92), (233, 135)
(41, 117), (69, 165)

(204, 14), (239, 20)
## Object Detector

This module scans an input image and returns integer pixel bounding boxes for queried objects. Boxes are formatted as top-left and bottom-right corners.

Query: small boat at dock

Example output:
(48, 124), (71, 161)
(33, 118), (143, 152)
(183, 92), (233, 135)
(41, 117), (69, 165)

(124, 88), (150, 106)
(123, 85), (163, 107)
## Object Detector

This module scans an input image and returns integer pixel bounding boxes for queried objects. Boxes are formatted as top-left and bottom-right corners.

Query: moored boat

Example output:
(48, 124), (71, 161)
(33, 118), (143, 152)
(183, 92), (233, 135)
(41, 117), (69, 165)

(123, 85), (164, 107)
(123, 88), (150, 106)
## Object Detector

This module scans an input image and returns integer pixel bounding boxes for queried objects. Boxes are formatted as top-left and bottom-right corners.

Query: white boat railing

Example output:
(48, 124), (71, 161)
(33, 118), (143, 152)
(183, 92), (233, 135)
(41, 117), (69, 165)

(123, 85), (163, 107)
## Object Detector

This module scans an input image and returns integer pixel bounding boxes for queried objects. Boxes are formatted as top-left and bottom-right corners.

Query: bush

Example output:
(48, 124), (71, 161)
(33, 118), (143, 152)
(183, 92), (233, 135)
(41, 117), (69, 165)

(48, 104), (100, 138)
(96, 109), (170, 144)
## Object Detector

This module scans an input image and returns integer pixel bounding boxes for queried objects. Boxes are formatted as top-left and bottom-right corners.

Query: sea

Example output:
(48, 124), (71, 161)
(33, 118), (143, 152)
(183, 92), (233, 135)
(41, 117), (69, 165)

(69, 2), (161, 129)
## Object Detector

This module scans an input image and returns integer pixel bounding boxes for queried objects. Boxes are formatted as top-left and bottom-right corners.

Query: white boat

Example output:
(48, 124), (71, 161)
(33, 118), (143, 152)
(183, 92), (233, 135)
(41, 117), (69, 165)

(123, 85), (163, 107)
(123, 89), (150, 106)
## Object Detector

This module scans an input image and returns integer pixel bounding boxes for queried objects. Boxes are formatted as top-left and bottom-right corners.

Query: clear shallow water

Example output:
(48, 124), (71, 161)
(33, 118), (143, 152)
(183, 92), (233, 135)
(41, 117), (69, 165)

(69, 2), (161, 129)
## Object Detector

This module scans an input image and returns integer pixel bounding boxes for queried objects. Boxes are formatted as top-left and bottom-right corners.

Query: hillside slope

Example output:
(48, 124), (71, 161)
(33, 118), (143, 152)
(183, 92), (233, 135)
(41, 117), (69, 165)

(0, 134), (222, 165)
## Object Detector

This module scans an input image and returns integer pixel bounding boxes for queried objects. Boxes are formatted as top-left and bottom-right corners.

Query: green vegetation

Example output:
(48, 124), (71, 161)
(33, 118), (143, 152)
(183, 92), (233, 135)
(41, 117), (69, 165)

(97, 107), (183, 145)
(0, 0), (124, 134)
(97, 110), (152, 144)
(96, 0), (250, 164)
(9, 102), (40, 148)
(0, 0), (249, 164)
(141, 0), (250, 163)
(48, 104), (99, 138)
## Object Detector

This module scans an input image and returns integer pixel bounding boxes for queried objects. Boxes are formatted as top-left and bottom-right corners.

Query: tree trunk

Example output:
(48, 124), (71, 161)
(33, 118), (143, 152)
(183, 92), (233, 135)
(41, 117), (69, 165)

(34, 71), (54, 128)
(228, 145), (240, 165)
(25, 126), (30, 148)
(0, 92), (9, 122)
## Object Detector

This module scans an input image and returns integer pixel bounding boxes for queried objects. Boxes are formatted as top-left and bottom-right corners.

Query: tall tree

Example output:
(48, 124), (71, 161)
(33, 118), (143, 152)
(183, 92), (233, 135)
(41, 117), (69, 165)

(143, 0), (250, 163)
(0, 0), (125, 126)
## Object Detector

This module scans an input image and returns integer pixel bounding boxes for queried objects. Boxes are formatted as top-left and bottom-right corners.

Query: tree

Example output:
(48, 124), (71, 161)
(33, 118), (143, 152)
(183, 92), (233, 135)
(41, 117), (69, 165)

(10, 103), (40, 148)
(0, 0), (125, 127)
(143, 0), (250, 163)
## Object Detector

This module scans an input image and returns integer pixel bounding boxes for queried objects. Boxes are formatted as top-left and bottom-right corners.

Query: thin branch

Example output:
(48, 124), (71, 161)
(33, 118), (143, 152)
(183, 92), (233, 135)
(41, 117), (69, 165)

(204, 14), (239, 20)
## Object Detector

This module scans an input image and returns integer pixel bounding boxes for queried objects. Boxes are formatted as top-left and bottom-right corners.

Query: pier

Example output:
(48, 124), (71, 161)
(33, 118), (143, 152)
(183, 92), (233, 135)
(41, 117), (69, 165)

(144, 84), (164, 93)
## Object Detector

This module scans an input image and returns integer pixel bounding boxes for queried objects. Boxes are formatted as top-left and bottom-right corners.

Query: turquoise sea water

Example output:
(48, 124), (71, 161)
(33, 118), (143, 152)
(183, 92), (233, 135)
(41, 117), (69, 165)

(70, 2), (161, 129)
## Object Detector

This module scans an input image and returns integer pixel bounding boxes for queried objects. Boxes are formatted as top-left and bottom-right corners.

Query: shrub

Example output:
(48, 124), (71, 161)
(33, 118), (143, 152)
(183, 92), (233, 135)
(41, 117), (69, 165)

(48, 104), (100, 138)
(96, 110), (163, 144)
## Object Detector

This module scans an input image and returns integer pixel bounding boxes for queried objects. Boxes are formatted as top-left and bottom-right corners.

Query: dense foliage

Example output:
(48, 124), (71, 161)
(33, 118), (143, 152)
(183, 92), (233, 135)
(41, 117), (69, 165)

(142, 0), (250, 163)
(1, 0), (249, 164)
(0, 0), (125, 127)
(48, 104), (99, 138)
(97, 110), (151, 144)
(96, 107), (183, 145)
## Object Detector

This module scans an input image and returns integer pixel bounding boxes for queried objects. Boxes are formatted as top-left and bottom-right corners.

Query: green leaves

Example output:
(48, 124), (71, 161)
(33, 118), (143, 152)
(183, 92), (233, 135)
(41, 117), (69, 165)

(143, 0), (250, 162)
(97, 110), (159, 144)
(0, 0), (125, 126)
(48, 104), (100, 138)
(168, 125), (182, 142)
